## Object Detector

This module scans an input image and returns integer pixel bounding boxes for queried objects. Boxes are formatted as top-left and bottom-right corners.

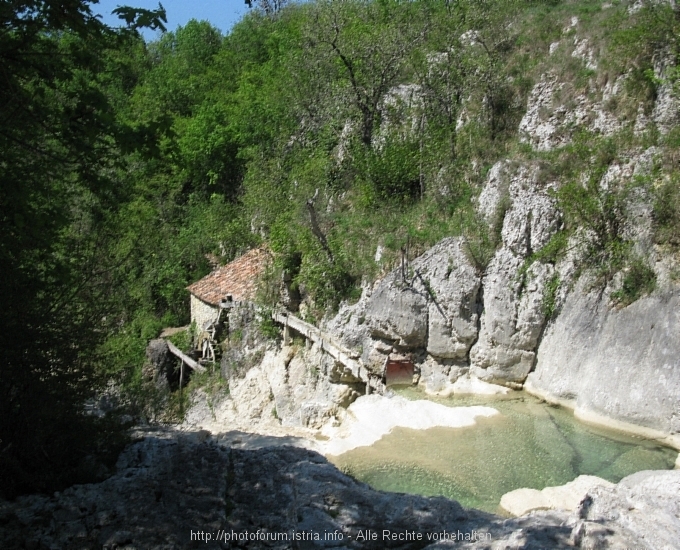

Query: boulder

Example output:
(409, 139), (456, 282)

(363, 237), (481, 361)
(144, 339), (179, 391)
(575, 470), (680, 550)
(451, 375), (511, 396)
(365, 281), (429, 348)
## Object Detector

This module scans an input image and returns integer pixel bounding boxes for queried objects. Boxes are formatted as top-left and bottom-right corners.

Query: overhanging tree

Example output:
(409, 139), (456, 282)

(0, 0), (166, 498)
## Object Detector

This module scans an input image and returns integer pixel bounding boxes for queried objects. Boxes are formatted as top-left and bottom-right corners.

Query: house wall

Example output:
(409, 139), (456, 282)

(190, 295), (219, 330)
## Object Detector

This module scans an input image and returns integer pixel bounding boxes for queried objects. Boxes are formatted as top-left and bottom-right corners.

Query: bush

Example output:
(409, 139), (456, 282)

(653, 176), (680, 247)
(611, 258), (656, 306)
(353, 137), (422, 207)
(257, 307), (281, 340)
(542, 273), (561, 319)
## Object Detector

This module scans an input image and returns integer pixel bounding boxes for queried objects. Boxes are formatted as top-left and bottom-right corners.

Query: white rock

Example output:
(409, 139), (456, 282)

(500, 475), (614, 516)
(230, 364), (274, 420)
(652, 56), (680, 135)
(500, 488), (549, 516)
(519, 75), (562, 151)
(374, 244), (384, 262)
(470, 249), (556, 385)
(361, 237), (481, 362)
(572, 37), (597, 71)
(581, 470), (680, 550)
(321, 394), (498, 455)
(527, 279), (680, 440)
(477, 160), (510, 221)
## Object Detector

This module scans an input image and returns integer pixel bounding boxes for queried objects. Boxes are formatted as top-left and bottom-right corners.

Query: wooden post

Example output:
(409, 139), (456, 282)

(179, 359), (184, 415)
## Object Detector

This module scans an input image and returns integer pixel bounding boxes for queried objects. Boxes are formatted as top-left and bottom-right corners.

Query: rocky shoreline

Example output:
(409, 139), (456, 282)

(2, 427), (678, 550)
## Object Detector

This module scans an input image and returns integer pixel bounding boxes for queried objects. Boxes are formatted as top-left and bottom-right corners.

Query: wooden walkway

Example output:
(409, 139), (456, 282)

(164, 308), (379, 391)
(272, 310), (371, 386)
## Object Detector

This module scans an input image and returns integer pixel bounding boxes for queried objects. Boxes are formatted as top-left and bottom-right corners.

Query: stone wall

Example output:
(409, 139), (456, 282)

(190, 294), (218, 331)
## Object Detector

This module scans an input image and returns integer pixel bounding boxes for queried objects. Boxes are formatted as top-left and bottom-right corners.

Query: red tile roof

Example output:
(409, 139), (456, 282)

(186, 248), (271, 306)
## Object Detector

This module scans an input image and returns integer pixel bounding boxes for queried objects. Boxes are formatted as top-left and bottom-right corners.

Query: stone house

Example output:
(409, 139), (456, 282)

(186, 248), (270, 330)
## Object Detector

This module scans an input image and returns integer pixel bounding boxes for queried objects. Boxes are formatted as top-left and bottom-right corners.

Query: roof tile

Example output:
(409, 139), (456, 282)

(186, 248), (270, 306)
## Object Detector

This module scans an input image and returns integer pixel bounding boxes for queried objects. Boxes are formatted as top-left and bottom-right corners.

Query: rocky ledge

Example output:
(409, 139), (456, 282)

(1, 429), (678, 549)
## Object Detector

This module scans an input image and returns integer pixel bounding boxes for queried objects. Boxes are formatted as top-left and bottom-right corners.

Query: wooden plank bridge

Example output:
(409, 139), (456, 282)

(271, 310), (376, 389)
(164, 307), (386, 392)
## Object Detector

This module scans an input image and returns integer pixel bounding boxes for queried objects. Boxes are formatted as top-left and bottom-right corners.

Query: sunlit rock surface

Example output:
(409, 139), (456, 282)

(320, 394), (498, 455)
(500, 475), (614, 516)
(470, 163), (560, 385)
(526, 282), (680, 446)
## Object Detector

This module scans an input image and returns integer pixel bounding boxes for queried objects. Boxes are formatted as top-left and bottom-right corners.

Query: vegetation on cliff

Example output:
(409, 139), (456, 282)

(2, 0), (680, 498)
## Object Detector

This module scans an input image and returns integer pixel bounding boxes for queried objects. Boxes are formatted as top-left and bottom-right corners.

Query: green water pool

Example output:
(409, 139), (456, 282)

(329, 388), (678, 513)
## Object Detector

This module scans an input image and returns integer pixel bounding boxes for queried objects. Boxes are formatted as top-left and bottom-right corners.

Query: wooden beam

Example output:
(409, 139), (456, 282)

(271, 310), (364, 382)
(167, 341), (206, 373)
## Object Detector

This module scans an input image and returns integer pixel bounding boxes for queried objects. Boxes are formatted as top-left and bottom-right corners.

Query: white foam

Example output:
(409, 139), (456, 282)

(321, 394), (499, 456)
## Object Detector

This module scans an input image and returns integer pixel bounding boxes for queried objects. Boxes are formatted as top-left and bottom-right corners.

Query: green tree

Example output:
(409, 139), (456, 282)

(0, 0), (165, 498)
(305, 0), (426, 147)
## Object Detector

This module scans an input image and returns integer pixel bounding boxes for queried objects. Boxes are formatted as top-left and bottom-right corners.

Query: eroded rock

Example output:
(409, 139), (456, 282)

(500, 475), (614, 516)
(526, 281), (680, 443)
(361, 237), (481, 365)
(2, 432), (676, 550)
(469, 162), (561, 386)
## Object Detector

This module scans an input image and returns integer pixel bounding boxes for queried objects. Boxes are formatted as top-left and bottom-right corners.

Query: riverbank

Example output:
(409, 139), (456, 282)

(2, 425), (678, 550)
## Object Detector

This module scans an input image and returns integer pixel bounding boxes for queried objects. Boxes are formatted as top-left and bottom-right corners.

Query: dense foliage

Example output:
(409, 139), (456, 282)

(2, 0), (680, 498)
(0, 0), (169, 497)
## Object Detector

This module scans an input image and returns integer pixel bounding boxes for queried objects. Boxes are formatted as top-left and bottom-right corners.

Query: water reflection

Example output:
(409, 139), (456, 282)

(329, 389), (676, 513)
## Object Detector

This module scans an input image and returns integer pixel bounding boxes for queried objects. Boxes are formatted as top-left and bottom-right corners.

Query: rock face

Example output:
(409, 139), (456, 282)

(365, 282), (429, 349)
(263, 344), (363, 429)
(469, 163), (560, 385)
(312, 19), (680, 433)
(358, 237), (481, 376)
(0, 429), (229, 550)
(422, 239), (481, 361)
(525, 283), (680, 445)
(190, 343), (363, 434)
(144, 338), (180, 391)
(2, 431), (677, 550)
(575, 470), (680, 550)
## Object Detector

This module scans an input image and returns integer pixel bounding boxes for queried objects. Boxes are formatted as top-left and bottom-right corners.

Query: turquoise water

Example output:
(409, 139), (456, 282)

(329, 389), (678, 513)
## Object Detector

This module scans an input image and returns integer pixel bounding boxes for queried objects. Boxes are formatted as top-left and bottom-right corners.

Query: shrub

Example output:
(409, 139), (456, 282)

(542, 273), (561, 319)
(257, 307), (281, 340)
(653, 176), (680, 247)
(611, 258), (656, 306)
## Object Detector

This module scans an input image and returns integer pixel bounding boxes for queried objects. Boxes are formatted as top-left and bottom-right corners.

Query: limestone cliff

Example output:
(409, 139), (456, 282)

(189, 5), (680, 449)
(526, 282), (680, 448)
(313, 7), (680, 445)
